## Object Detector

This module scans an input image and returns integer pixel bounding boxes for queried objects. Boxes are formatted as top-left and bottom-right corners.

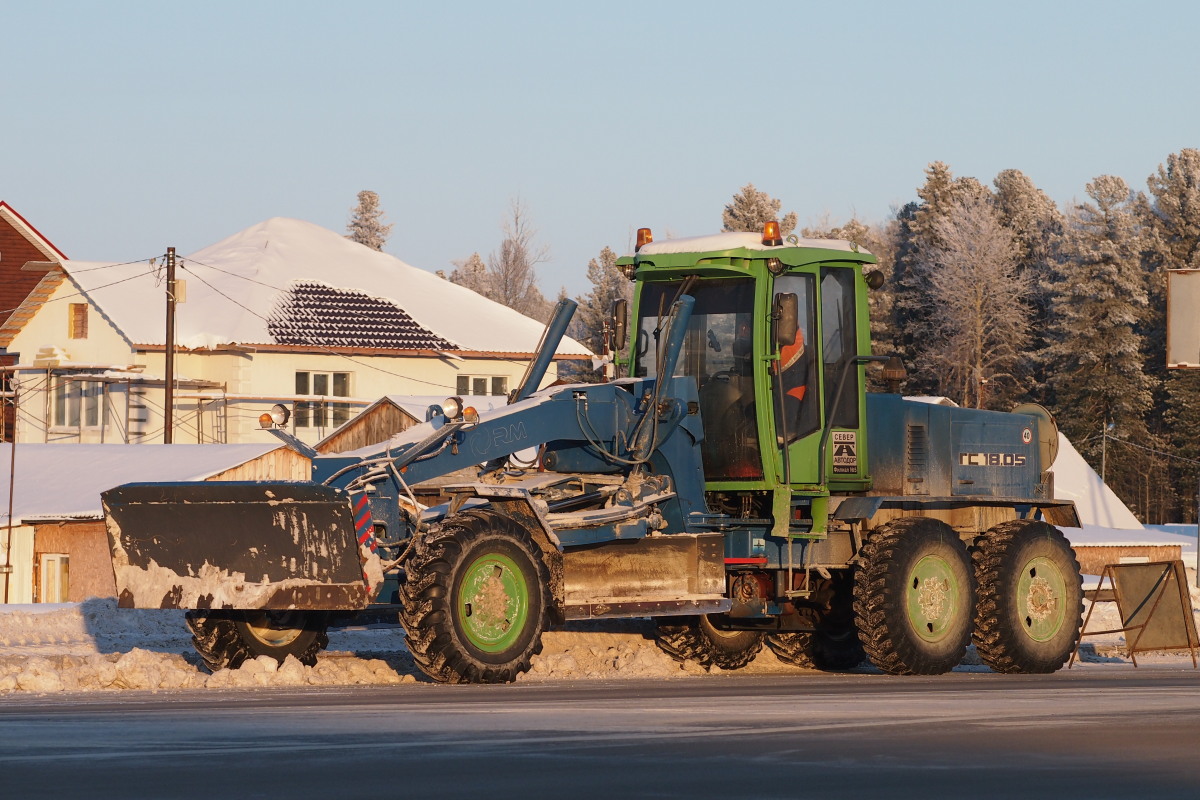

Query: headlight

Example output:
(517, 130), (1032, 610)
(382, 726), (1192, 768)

(441, 396), (464, 419)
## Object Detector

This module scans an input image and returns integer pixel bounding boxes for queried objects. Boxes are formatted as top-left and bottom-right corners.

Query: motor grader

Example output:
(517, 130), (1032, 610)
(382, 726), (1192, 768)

(102, 223), (1084, 683)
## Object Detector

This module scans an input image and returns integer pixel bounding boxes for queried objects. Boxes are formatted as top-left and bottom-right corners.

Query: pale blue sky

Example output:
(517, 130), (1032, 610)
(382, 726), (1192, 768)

(3, 0), (1197, 298)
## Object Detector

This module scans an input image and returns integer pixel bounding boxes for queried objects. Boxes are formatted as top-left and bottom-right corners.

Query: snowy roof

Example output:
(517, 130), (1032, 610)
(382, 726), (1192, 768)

(1063, 523), (1195, 554)
(0, 443), (290, 524)
(636, 231), (872, 257)
(906, 395), (959, 407)
(58, 217), (591, 356)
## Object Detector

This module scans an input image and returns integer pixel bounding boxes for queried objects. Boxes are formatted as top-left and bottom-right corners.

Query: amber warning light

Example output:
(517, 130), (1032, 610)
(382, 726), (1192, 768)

(636, 227), (653, 251)
(762, 221), (782, 247)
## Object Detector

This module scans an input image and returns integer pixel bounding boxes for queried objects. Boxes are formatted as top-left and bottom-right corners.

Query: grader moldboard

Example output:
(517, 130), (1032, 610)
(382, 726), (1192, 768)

(102, 224), (1085, 683)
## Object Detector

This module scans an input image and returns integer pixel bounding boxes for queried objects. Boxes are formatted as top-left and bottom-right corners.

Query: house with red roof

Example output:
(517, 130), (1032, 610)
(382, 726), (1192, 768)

(0, 202), (69, 442)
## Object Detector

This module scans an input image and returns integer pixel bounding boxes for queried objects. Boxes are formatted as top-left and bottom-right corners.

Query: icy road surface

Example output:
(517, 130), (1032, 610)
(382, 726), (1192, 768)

(2, 670), (1199, 799)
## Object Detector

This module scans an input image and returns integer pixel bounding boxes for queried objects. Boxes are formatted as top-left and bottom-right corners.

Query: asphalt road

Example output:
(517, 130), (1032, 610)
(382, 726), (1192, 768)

(1, 666), (1198, 799)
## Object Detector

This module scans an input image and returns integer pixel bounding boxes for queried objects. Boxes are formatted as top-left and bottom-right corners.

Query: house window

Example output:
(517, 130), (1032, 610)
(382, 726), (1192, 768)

(294, 371), (351, 428)
(53, 377), (102, 428)
(39, 554), (70, 603)
(68, 303), (89, 339)
(455, 375), (509, 397)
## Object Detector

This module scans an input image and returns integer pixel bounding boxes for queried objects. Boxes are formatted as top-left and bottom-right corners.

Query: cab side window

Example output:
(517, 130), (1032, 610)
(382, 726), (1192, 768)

(820, 268), (860, 429)
(773, 274), (818, 441)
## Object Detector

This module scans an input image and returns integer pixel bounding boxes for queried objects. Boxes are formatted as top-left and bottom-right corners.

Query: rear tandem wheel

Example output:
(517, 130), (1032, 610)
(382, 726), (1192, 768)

(853, 517), (974, 675)
(972, 520), (1084, 674)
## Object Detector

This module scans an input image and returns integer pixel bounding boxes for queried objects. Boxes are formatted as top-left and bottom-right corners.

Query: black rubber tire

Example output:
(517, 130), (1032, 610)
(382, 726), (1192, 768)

(972, 520), (1084, 674)
(767, 630), (864, 671)
(853, 517), (974, 675)
(399, 510), (550, 684)
(654, 615), (764, 670)
(767, 573), (863, 671)
(185, 610), (330, 671)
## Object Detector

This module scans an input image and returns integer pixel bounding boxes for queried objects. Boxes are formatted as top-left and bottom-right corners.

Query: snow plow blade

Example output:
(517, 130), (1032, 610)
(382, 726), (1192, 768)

(101, 482), (373, 612)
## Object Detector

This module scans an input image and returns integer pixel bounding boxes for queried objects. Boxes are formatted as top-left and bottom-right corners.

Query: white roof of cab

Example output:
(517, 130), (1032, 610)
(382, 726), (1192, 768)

(635, 231), (871, 257)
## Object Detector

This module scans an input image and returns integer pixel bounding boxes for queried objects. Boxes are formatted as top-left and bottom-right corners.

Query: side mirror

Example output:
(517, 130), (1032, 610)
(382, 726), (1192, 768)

(772, 293), (799, 347)
(610, 298), (628, 352)
(864, 269), (885, 290)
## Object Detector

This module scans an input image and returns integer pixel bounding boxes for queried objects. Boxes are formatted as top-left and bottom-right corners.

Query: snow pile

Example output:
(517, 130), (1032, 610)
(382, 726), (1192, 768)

(1049, 433), (1144, 529)
(0, 650), (415, 694)
(2, 580), (1197, 694)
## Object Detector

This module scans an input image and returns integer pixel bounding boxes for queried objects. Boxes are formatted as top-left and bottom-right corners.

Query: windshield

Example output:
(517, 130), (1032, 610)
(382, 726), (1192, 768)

(635, 279), (763, 480)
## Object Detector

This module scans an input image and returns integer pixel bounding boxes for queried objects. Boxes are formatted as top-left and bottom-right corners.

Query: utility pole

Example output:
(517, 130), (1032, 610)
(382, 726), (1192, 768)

(164, 247), (176, 444)
(2, 384), (17, 603)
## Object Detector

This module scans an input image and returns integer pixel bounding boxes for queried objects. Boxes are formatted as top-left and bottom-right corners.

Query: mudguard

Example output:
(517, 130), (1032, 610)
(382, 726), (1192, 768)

(102, 482), (376, 611)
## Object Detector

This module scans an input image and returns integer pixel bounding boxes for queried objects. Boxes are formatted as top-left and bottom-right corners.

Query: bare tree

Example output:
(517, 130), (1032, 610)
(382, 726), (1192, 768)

(486, 198), (549, 318)
(915, 195), (1029, 408)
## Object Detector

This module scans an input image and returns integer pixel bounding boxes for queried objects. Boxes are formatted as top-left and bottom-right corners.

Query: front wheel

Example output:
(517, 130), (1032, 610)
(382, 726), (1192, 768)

(972, 520), (1083, 673)
(185, 610), (330, 671)
(854, 517), (974, 675)
(399, 510), (550, 684)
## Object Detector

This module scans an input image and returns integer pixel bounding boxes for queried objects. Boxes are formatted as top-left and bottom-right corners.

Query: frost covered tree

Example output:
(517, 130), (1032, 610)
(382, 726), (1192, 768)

(572, 245), (631, 364)
(722, 184), (797, 236)
(992, 169), (1065, 399)
(448, 252), (491, 296)
(1142, 148), (1200, 520)
(891, 163), (997, 395)
(345, 190), (393, 251)
(910, 195), (1028, 408)
(1044, 176), (1157, 515)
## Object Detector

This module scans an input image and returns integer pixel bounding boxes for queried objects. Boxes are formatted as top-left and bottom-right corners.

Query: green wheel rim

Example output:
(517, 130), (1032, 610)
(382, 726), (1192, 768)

(457, 552), (529, 653)
(1017, 555), (1067, 642)
(905, 554), (963, 642)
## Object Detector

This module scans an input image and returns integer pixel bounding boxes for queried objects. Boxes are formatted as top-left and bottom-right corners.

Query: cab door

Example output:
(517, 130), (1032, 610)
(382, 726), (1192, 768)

(771, 272), (822, 486)
(772, 266), (868, 488)
(817, 266), (868, 487)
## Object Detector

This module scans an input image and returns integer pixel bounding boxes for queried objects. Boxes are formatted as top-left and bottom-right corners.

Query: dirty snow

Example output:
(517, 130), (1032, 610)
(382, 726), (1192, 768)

(2, 575), (1198, 695)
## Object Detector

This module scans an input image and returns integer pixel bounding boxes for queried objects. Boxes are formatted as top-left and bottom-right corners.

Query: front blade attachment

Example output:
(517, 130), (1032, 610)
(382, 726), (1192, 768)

(102, 482), (372, 611)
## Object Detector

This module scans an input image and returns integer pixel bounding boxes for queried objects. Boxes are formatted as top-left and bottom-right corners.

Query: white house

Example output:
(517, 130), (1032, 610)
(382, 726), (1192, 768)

(1, 218), (591, 445)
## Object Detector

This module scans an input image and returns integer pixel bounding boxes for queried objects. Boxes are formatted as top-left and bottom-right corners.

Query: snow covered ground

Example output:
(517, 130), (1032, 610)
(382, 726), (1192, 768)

(2, 575), (1197, 694)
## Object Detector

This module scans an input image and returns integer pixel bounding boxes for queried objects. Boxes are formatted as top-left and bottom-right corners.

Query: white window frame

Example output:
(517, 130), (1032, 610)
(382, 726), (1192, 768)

(455, 374), (509, 397)
(52, 376), (103, 430)
(294, 370), (352, 429)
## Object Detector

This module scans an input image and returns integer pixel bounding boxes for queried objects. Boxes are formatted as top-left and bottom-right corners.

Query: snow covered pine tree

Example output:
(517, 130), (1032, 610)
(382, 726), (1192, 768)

(346, 190), (393, 251)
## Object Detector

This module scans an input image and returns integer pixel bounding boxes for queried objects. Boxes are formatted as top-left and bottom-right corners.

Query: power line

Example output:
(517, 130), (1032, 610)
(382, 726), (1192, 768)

(180, 257), (572, 374)
(0, 258), (161, 318)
